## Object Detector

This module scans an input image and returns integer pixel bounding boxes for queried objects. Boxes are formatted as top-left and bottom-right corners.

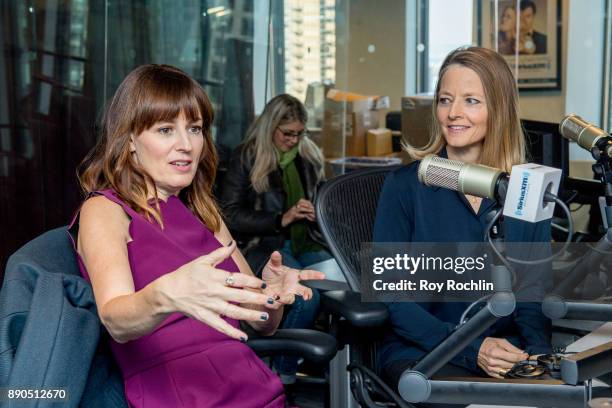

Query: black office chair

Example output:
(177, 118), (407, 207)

(0, 226), (337, 407)
(317, 166), (401, 292)
(315, 166), (412, 408)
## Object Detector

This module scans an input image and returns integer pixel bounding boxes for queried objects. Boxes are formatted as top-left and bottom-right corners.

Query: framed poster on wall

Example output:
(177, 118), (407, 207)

(479, 0), (562, 90)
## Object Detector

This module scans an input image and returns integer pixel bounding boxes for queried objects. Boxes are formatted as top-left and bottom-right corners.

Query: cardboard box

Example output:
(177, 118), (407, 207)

(322, 89), (380, 157)
(326, 89), (376, 106)
(322, 110), (378, 157)
(367, 128), (393, 156)
(401, 94), (434, 148)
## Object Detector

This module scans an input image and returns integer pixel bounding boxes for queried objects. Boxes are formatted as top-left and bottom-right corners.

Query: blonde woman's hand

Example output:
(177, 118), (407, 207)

(158, 241), (278, 341)
(298, 199), (316, 222)
(281, 199), (316, 226)
(260, 251), (325, 306)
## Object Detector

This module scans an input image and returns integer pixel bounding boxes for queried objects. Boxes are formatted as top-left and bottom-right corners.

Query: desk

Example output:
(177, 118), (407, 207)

(566, 322), (612, 353)
(468, 322), (612, 408)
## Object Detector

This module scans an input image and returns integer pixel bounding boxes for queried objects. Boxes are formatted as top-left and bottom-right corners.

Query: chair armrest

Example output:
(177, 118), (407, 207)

(321, 290), (389, 328)
(302, 279), (350, 291)
(247, 329), (337, 365)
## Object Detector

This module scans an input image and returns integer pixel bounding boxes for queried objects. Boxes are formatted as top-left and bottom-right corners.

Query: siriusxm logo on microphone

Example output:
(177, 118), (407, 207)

(504, 163), (561, 223)
(514, 171), (530, 216)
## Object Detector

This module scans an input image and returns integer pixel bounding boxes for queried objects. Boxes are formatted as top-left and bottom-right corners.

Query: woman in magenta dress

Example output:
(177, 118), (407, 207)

(70, 64), (324, 407)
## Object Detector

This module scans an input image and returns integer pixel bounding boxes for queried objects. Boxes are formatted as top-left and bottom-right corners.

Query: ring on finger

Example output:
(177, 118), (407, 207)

(225, 273), (236, 287)
(498, 369), (507, 377)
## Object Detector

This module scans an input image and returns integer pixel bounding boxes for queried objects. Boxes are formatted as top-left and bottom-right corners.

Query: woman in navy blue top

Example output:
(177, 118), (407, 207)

(373, 47), (552, 394)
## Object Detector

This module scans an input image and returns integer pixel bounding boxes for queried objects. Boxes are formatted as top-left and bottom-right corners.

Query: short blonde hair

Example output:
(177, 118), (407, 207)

(404, 46), (525, 172)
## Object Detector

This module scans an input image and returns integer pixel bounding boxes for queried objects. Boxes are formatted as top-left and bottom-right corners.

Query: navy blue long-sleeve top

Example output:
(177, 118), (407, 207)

(373, 155), (552, 374)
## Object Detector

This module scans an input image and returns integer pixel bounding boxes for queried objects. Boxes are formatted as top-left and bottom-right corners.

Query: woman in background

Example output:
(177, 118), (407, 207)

(221, 94), (331, 385)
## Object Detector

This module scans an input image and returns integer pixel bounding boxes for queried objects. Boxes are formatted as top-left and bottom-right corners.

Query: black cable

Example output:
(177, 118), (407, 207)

(484, 208), (518, 286)
(458, 294), (491, 325)
(486, 193), (574, 266)
(585, 241), (612, 255)
(347, 363), (416, 408)
(570, 203), (584, 212)
(504, 193), (573, 265)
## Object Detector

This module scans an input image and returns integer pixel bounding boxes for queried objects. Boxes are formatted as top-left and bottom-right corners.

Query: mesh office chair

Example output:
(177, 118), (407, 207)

(317, 166), (400, 292)
(315, 166), (412, 408)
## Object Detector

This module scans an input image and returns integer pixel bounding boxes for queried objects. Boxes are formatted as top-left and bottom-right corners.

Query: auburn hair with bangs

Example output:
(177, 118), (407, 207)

(78, 64), (221, 231)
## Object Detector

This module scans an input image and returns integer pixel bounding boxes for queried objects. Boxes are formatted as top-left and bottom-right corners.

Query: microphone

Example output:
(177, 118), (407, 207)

(418, 155), (508, 202)
(418, 155), (562, 223)
(559, 114), (612, 159)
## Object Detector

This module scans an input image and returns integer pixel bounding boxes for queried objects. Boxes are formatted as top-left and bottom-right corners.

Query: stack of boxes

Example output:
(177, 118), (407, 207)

(321, 89), (397, 158)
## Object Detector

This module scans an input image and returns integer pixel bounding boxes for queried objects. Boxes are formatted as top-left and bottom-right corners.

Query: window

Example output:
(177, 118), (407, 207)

(241, 17), (253, 37)
(423, 0), (473, 93)
(283, 0), (336, 101)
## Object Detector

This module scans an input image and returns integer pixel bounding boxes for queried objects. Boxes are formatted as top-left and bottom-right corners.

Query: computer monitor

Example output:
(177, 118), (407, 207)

(521, 119), (569, 178)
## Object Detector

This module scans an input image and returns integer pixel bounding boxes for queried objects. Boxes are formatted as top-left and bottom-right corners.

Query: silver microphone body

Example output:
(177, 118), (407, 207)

(417, 155), (508, 201)
(559, 114), (612, 159)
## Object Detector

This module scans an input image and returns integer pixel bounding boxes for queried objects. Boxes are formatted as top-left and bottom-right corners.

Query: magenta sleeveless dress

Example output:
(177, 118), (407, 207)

(70, 189), (286, 408)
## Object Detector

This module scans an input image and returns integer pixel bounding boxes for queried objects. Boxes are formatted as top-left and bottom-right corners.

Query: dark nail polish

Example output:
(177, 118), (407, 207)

(260, 314), (268, 321)
(240, 336), (247, 343)
(267, 297), (275, 305)
(260, 282), (267, 289)
(275, 295), (280, 300)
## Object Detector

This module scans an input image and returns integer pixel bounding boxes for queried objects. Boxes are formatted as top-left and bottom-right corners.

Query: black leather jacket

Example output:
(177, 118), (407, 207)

(219, 144), (327, 273)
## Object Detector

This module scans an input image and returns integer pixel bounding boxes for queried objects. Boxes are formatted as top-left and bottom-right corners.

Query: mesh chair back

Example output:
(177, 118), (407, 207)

(316, 166), (401, 292)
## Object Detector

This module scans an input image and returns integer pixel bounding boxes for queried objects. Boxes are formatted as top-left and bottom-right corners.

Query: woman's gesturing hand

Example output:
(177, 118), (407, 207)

(477, 337), (528, 378)
(158, 241), (277, 341)
(260, 251), (325, 307)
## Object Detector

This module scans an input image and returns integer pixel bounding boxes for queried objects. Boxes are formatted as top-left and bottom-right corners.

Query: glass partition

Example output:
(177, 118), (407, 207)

(0, 0), (106, 271)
